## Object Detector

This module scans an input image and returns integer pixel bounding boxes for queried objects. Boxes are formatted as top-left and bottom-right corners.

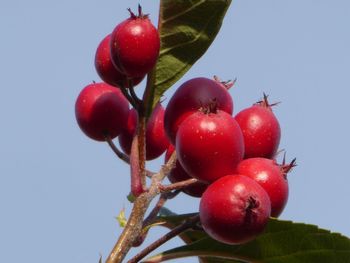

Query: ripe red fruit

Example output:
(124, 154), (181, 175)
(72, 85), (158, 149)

(94, 34), (144, 87)
(118, 104), (169, 160)
(200, 174), (271, 244)
(235, 94), (281, 159)
(75, 82), (129, 141)
(164, 77), (234, 145)
(236, 157), (295, 217)
(176, 109), (244, 183)
(110, 6), (160, 78)
(165, 145), (208, 198)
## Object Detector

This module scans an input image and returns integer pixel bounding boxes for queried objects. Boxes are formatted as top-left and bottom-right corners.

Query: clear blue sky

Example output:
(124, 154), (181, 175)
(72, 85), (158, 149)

(0, 1), (349, 262)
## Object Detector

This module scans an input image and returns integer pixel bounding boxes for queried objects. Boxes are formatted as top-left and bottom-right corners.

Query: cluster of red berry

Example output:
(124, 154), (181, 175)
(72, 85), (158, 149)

(164, 77), (295, 244)
(74, 6), (296, 247)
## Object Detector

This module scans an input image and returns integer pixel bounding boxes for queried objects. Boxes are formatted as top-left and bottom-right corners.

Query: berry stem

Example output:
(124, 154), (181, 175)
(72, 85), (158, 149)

(105, 132), (155, 177)
(127, 215), (200, 263)
(159, 178), (199, 193)
(105, 135), (130, 164)
(120, 85), (138, 109)
(128, 80), (143, 108)
(143, 191), (180, 227)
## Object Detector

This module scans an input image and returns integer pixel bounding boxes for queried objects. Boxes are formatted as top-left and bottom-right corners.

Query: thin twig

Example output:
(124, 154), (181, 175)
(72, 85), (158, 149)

(105, 147), (177, 263)
(106, 192), (152, 263)
(137, 115), (147, 189)
(132, 191), (179, 247)
(153, 151), (177, 182)
(127, 215), (201, 263)
(130, 135), (144, 197)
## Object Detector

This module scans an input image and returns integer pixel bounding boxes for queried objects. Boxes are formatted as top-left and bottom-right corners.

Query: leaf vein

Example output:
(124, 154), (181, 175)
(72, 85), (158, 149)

(160, 9), (220, 55)
(162, 0), (205, 24)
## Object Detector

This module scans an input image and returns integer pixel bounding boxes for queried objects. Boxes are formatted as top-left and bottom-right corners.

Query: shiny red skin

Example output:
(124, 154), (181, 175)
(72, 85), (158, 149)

(200, 175), (271, 244)
(164, 77), (233, 145)
(165, 145), (208, 198)
(75, 82), (129, 141)
(176, 110), (244, 183)
(110, 15), (160, 77)
(235, 105), (280, 159)
(236, 158), (288, 217)
(118, 104), (169, 160)
(94, 34), (144, 87)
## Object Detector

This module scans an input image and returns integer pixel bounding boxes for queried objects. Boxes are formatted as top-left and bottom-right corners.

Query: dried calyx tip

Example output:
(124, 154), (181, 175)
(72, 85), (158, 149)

(213, 75), (236, 90)
(128, 5), (149, 19)
(272, 148), (285, 161)
(127, 8), (137, 19)
(138, 4), (142, 16)
(255, 93), (280, 108)
(281, 157), (297, 176)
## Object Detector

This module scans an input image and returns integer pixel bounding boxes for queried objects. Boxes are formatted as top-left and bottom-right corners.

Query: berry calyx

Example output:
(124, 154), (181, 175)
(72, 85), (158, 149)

(75, 82), (129, 141)
(199, 175), (271, 244)
(110, 6), (160, 78)
(235, 94), (281, 159)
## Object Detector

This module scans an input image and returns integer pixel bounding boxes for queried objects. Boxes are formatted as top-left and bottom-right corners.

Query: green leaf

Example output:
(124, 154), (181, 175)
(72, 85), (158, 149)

(158, 207), (178, 217)
(145, 0), (232, 114)
(116, 208), (127, 228)
(144, 218), (350, 263)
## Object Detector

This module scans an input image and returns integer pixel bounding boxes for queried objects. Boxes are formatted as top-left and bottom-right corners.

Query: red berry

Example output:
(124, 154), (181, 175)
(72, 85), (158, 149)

(176, 109), (244, 183)
(235, 94), (281, 159)
(94, 34), (144, 87)
(236, 157), (295, 217)
(200, 175), (271, 244)
(164, 77), (234, 145)
(118, 104), (169, 160)
(75, 82), (129, 141)
(165, 145), (208, 198)
(110, 7), (160, 77)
